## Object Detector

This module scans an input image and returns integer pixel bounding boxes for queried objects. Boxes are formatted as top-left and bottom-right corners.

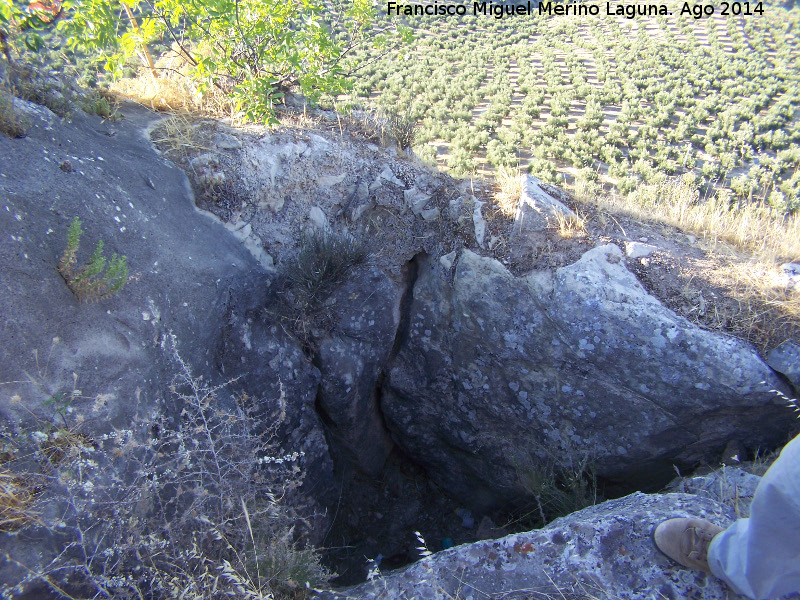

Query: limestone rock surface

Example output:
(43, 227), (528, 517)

(315, 491), (786, 600)
(510, 175), (574, 260)
(382, 245), (793, 509)
(766, 340), (800, 394)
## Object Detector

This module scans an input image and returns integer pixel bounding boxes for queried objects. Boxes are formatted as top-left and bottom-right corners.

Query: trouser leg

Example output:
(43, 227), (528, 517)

(707, 434), (800, 599)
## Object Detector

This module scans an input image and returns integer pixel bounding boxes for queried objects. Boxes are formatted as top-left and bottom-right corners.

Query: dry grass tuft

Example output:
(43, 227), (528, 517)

(38, 429), (95, 467)
(599, 176), (800, 264)
(494, 166), (523, 217)
(110, 50), (235, 117)
(0, 90), (30, 138)
(0, 470), (41, 532)
(553, 208), (587, 239)
(150, 114), (208, 160)
(702, 258), (800, 351)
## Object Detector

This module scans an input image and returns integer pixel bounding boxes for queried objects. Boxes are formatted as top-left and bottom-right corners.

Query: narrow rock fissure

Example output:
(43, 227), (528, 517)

(312, 253), (471, 586)
(310, 253), (423, 465)
(387, 252), (424, 363)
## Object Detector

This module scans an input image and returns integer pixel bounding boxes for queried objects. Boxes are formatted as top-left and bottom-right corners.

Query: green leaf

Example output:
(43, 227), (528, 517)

(53, 0), (408, 124)
(0, 0), (13, 22)
(24, 33), (44, 51)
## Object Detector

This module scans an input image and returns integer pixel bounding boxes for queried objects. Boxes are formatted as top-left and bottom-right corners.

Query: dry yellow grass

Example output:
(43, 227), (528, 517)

(38, 429), (95, 467)
(494, 166), (524, 217)
(110, 50), (235, 117)
(150, 114), (210, 161)
(0, 470), (40, 532)
(704, 258), (800, 351)
(575, 176), (800, 350)
(598, 177), (800, 264)
(553, 208), (587, 239)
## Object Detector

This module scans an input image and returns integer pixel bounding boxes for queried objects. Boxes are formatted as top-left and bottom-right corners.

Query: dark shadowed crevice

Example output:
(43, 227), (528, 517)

(313, 253), (465, 586)
(310, 253), (423, 461)
(387, 252), (424, 362)
(364, 251), (425, 458)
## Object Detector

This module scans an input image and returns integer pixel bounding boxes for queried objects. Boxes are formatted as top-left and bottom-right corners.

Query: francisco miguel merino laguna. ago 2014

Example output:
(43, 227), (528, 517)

(387, 1), (676, 18)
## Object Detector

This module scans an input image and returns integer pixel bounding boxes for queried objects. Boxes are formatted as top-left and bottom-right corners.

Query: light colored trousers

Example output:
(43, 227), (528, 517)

(708, 433), (800, 600)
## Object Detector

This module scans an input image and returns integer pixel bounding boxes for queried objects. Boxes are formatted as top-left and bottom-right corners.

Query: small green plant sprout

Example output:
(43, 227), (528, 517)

(57, 216), (131, 302)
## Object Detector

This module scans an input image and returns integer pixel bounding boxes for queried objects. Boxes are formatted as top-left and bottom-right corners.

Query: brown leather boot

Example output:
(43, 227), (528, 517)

(653, 518), (725, 573)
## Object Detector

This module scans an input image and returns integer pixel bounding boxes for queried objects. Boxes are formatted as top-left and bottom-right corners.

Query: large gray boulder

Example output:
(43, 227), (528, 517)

(314, 491), (763, 600)
(382, 245), (794, 510)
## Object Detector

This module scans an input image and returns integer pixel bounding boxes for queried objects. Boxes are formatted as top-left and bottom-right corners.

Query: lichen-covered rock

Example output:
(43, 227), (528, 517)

(766, 340), (800, 394)
(382, 246), (793, 510)
(667, 466), (762, 518)
(315, 266), (401, 476)
(315, 492), (788, 600)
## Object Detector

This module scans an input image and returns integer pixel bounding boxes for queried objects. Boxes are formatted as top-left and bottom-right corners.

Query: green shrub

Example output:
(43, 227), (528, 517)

(387, 110), (419, 150)
(81, 91), (118, 119)
(57, 217), (131, 302)
(284, 229), (368, 310)
(59, 0), (401, 124)
(617, 176), (639, 195)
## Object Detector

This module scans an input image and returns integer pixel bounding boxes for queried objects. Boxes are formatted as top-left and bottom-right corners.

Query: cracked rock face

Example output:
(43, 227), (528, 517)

(315, 265), (401, 476)
(381, 245), (793, 510)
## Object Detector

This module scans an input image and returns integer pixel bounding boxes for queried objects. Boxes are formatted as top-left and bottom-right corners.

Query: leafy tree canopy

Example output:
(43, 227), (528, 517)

(2, 0), (409, 123)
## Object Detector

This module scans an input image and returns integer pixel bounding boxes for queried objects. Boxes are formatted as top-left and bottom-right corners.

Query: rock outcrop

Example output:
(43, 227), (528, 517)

(510, 175), (574, 260)
(314, 491), (758, 600)
(0, 101), (335, 594)
(381, 246), (793, 509)
(2, 96), (798, 598)
(767, 340), (800, 394)
(195, 122), (796, 509)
